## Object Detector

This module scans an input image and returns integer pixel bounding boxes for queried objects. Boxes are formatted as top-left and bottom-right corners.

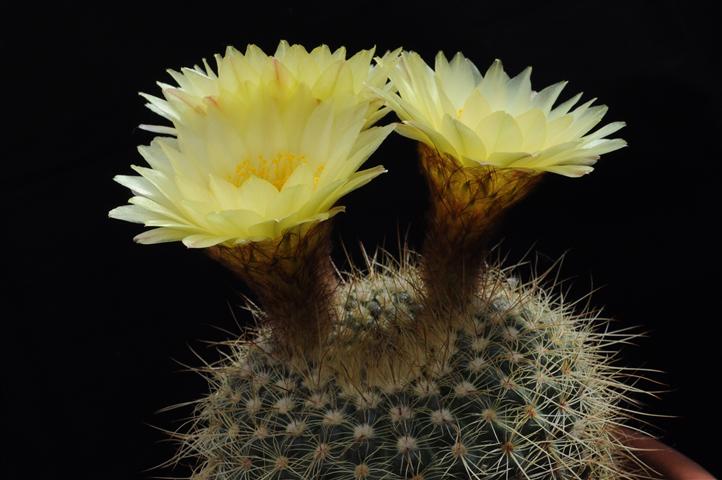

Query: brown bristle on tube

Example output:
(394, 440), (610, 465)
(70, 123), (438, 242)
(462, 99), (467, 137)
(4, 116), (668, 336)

(207, 221), (337, 361)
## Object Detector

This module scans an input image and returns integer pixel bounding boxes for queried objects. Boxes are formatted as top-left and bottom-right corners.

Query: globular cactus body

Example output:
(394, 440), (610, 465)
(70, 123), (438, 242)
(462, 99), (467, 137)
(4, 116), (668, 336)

(184, 259), (632, 480)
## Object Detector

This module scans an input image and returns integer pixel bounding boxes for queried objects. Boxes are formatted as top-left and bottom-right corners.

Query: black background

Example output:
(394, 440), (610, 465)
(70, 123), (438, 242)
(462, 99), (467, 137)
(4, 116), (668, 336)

(3, 2), (720, 478)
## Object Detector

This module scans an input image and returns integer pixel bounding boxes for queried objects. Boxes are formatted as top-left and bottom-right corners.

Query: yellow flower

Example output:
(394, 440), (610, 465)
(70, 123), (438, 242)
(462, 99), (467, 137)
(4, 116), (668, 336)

(109, 42), (397, 248)
(381, 51), (626, 177)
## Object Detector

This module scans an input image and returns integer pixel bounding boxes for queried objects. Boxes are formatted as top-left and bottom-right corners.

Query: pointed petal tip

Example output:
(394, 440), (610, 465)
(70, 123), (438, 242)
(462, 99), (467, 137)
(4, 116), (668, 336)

(568, 167), (595, 178)
(108, 206), (129, 220)
(375, 47), (402, 65)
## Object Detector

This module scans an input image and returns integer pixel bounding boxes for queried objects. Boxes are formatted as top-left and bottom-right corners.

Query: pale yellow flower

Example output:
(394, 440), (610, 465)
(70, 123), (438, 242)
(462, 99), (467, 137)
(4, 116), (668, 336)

(381, 51), (626, 177)
(109, 42), (397, 248)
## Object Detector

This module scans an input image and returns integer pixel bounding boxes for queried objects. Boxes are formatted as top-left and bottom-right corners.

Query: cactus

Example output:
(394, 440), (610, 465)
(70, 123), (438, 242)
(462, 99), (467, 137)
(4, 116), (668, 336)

(109, 43), (649, 479)
(169, 250), (643, 480)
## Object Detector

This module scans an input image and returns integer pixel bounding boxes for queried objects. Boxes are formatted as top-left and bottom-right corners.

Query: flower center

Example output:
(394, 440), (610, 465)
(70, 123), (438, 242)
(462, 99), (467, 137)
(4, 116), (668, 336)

(231, 152), (324, 190)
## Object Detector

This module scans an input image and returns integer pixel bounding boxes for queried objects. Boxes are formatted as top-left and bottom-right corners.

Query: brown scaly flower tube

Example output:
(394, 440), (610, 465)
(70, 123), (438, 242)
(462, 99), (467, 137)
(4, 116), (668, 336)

(418, 143), (541, 318)
(207, 222), (337, 360)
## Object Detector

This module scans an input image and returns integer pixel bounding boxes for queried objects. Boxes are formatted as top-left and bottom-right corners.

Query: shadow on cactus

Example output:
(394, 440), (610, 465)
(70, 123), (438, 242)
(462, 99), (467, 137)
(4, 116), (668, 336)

(110, 42), (660, 479)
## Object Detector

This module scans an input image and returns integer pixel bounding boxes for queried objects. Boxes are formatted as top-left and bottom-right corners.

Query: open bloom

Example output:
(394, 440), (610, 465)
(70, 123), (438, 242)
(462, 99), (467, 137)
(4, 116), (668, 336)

(109, 42), (397, 248)
(381, 51), (626, 177)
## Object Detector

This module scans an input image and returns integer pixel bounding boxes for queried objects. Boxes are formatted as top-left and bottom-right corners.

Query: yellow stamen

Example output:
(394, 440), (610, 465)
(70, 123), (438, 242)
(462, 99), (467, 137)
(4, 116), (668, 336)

(231, 152), (322, 190)
(313, 164), (325, 187)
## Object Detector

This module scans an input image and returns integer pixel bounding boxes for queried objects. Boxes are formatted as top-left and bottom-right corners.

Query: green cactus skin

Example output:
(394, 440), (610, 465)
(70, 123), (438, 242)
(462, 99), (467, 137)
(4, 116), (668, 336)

(172, 254), (646, 480)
